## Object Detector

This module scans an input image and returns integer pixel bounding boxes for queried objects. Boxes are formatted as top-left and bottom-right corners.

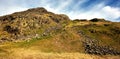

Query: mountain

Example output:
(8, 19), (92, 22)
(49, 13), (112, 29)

(0, 7), (120, 59)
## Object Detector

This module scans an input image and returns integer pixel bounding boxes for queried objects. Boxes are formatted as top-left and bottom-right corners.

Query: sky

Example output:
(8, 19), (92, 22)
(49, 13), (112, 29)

(0, 0), (120, 22)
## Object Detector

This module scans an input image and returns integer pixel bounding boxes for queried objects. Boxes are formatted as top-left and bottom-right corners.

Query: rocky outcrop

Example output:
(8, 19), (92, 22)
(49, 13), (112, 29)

(83, 37), (120, 55)
(78, 30), (120, 55)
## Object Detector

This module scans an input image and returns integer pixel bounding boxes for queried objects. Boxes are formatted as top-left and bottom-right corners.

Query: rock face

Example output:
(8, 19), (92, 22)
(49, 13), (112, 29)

(0, 7), (70, 42)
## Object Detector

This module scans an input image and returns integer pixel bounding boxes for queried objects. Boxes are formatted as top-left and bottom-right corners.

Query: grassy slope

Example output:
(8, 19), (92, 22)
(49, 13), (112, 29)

(0, 21), (120, 59)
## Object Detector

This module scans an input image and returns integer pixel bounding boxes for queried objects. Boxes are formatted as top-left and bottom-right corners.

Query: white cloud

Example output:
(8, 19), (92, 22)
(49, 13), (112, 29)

(55, 0), (73, 11)
(72, 0), (88, 9)
(0, 0), (28, 16)
(66, 3), (105, 20)
(67, 4), (120, 21)
(0, 7), (27, 16)
(101, 6), (120, 20)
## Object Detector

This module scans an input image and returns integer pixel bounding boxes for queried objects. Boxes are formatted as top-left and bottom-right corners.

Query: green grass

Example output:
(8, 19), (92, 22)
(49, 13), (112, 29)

(14, 35), (52, 48)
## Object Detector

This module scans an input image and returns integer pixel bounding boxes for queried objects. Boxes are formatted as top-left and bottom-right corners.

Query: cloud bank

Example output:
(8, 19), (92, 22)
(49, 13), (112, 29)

(0, 0), (120, 22)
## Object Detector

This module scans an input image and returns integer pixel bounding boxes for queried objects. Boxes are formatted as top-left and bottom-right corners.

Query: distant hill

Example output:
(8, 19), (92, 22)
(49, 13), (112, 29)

(0, 7), (120, 59)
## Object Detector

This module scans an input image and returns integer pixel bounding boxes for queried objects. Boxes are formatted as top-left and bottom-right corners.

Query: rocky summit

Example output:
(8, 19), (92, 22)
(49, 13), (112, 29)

(0, 7), (120, 59)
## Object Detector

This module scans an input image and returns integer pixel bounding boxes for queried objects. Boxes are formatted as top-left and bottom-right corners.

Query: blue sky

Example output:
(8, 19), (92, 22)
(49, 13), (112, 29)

(0, 0), (120, 22)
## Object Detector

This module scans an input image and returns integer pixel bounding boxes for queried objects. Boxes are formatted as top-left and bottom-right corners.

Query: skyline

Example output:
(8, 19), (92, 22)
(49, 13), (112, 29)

(0, 0), (120, 22)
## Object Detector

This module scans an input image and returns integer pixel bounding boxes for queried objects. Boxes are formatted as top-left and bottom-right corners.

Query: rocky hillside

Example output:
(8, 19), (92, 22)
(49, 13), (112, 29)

(0, 7), (120, 58)
(0, 7), (70, 42)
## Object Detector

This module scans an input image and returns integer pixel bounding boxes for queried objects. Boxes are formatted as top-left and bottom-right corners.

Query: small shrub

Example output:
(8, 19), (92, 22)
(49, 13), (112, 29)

(90, 18), (105, 22)
(104, 24), (110, 26)
(73, 19), (87, 22)
(90, 18), (99, 22)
